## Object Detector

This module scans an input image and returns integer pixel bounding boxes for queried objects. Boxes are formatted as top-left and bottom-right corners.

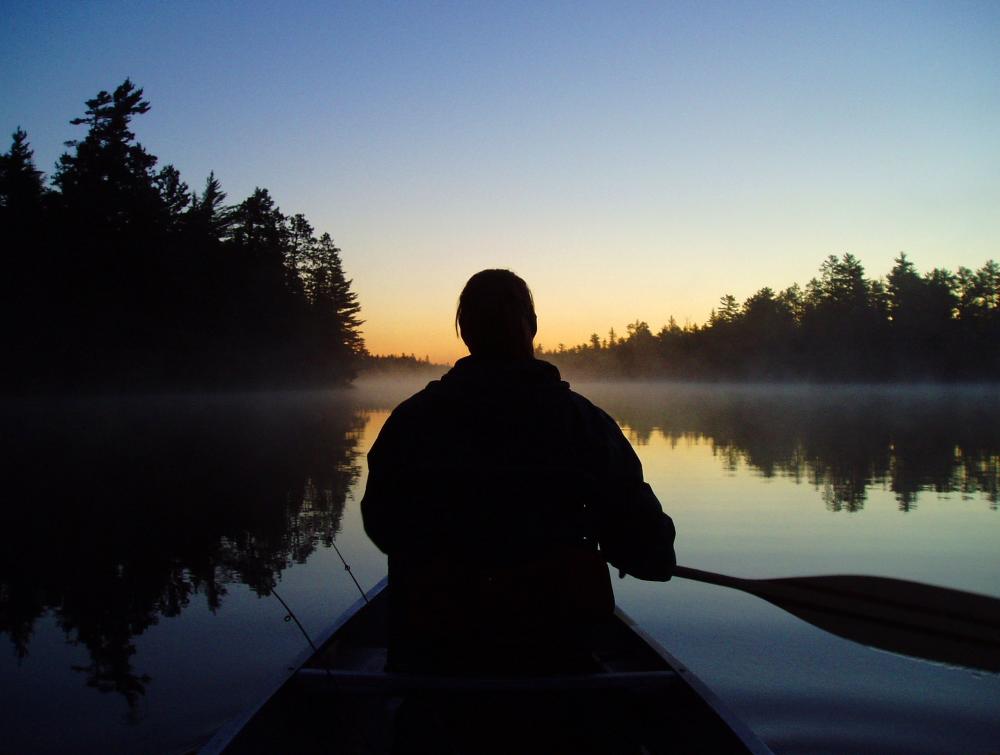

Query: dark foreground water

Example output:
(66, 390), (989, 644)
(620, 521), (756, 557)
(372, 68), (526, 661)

(1, 381), (998, 754)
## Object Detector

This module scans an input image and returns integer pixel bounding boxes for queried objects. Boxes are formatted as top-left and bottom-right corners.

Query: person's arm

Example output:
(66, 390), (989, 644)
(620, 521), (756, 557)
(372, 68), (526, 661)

(360, 408), (412, 555)
(599, 478), (676, 580)
(590, 409), (676, 581)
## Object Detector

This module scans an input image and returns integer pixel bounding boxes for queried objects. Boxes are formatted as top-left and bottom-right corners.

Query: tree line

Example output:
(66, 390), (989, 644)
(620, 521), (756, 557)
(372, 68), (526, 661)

(362, 352), (446, 375)
(539, 253), (999, 381)
(0, 80), (364, 393)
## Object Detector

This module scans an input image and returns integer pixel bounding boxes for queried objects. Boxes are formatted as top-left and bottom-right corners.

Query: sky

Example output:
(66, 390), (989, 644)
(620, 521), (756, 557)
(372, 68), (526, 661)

(2, 1), (998, 363)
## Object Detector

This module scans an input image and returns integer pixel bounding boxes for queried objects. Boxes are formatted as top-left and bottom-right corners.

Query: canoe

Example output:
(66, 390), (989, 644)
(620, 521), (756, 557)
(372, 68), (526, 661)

(201, 578), (773, 754)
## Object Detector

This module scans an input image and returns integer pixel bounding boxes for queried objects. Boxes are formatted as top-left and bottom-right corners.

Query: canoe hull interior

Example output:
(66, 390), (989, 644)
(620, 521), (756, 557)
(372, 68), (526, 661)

(206, 580), (771, 754)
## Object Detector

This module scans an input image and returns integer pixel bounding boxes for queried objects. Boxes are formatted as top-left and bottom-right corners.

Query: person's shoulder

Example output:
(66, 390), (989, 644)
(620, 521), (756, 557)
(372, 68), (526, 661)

(566, 389), (620, 432)
(387, 379), (444, 420)
(535, 368), (621, 437)
(550, 373), (608, 417)
(369, 381), (444, 454)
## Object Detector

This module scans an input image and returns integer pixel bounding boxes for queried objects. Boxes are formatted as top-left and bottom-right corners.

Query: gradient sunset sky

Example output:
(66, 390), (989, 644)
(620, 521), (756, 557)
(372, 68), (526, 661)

(3, 1), (998, 363)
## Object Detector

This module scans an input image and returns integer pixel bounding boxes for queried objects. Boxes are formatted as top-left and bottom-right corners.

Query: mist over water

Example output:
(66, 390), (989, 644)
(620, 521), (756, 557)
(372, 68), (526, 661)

(1, 380), (998, 753)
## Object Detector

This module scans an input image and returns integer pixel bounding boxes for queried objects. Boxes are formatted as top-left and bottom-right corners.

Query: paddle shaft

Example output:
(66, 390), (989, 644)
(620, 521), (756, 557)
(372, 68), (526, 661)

(674, 566), (751, 591)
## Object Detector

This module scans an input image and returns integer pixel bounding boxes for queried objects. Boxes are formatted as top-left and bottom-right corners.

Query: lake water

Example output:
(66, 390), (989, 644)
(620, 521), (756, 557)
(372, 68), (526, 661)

(1, 380), (998, 754)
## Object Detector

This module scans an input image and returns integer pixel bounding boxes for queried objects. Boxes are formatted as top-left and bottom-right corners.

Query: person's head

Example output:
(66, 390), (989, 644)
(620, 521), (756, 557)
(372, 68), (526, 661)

(456, 269), (537, 360)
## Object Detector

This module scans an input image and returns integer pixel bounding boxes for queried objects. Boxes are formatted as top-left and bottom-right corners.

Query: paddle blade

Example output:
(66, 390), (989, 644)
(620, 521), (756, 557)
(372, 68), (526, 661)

(751, 575), (1000, 673)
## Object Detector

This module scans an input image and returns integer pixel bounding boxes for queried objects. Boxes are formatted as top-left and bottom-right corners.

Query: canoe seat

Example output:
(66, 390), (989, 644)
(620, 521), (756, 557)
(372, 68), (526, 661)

(294, 667), (679, 694)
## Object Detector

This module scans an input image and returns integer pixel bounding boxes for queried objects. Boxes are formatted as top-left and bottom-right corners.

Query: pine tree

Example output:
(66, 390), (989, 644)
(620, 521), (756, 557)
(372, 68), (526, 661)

(0, 128), (49, 384)
(0, 128), (45, 214)
(155, 165), (190, 231)
(309, 232), (365, 359)
(53, 79), (161, 232)
(887, 253), (922, 324)
(187, 172), (230, 240)
(229, 187), (286, 255)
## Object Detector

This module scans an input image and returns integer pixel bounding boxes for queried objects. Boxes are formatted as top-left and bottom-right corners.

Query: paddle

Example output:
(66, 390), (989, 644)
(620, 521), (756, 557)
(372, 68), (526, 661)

(673, 565), (1000, 673)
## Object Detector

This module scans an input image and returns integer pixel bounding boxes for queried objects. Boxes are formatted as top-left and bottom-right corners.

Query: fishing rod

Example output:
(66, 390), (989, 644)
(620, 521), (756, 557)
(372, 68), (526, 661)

(331, 537), (369, 605)
(267, 538), (368, 656)
(252, 534), (320, 655)
(271, 584), (319, 654)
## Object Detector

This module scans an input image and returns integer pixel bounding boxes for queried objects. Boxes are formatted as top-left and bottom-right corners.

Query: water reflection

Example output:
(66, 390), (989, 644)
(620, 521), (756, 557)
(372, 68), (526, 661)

(580, 384), (1000, 512)
(2, 382), (997, 726)
(0, 393), (363, 710)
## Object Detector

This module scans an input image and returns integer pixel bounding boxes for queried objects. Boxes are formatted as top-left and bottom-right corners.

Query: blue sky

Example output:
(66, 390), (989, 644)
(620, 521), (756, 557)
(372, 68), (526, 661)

(3, 1), (998, 361)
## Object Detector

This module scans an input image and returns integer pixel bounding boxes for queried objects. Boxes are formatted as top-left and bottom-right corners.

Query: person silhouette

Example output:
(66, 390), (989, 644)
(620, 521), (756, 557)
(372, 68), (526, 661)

(361, 269), (675, 673)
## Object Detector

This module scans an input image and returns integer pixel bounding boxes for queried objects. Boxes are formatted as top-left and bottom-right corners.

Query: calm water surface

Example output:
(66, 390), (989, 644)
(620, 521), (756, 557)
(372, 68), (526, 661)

(1, 380), (998, 754)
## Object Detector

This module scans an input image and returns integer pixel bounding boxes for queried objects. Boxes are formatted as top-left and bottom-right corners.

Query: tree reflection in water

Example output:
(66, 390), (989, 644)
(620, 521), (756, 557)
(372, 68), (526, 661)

(582, 384), (1000, 512)
(2, 383), (997, 714)
(0, 393), (363, 710)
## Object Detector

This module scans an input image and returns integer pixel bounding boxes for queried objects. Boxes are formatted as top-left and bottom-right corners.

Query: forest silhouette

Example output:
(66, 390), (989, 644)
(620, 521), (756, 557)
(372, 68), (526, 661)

(0, 80), (364, 393)
(539, 253), (999, 381)
(4, 81), (997, 389)
(0, 79), (1000, 392)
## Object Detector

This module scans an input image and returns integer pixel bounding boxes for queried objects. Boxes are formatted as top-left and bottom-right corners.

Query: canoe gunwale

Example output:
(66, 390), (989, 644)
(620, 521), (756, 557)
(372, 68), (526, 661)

(200, 575), (775, 755)
(198, 578), (389, 755)
(612, 605), (775, 755)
